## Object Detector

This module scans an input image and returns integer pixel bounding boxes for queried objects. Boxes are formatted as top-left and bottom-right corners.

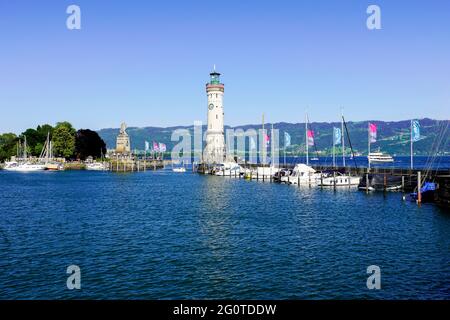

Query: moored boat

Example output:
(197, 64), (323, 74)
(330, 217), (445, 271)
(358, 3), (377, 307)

(358, 174), (403, 191)
(280, 163), (320, 185)
(4, 162), (47, 172)
(85, 162), (109, 171)
(318, 173), (361, 187)
(213, 162), (242, 176)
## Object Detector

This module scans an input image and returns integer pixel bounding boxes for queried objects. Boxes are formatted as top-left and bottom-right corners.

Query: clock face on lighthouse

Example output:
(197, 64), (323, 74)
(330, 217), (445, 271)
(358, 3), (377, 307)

(208, 103), (214, 110)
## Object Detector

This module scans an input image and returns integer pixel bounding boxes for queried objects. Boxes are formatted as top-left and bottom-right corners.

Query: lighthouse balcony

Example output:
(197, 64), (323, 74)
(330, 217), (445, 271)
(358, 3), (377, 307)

(206, 84), (224, 92)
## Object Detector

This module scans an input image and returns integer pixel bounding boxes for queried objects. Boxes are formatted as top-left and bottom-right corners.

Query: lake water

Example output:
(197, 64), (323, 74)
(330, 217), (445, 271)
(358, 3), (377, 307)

(0, 169), (449, 299)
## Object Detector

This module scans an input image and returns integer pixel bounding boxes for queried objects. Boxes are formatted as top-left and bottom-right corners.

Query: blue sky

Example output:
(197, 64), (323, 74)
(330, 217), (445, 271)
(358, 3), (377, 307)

(0, 0), (449, 133)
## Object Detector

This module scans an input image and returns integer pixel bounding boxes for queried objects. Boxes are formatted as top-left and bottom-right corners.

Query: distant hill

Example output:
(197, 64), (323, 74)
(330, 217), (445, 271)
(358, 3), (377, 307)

(97, 118), (450, 156)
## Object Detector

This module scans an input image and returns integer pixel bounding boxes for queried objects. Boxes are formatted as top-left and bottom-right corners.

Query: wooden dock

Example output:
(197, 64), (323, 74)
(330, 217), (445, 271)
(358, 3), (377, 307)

(109, 158), (164, 172)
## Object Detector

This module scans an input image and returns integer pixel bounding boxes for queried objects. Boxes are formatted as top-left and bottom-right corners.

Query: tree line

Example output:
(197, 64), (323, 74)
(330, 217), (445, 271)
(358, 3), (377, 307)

(0, 122), (106, 162)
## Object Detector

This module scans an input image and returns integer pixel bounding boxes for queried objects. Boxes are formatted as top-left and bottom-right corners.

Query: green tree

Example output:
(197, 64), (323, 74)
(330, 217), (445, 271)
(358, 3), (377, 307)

(53, 122), (76, 159)
(75, 129), (107, 160)
(0, 133), (19, 162)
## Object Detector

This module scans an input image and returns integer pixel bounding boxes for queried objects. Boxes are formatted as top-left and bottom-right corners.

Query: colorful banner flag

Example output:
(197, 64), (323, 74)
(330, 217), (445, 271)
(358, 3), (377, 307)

(284, 132), (291, 147)
(153, 141), (160, 152)
(159, 143), (167, 152)
(249, 137), (256, 150)
(333, 127), (341, 145)
(264, 133), (270, 146)
(145, 141), (150, 151)
(369, 123), (377, 143)
(307, 130), (314, 146)
(412, 120), (420, 142)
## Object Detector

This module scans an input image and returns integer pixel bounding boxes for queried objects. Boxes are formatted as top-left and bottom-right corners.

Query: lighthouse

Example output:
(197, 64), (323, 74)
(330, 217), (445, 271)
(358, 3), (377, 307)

(203, 67), (227, 164)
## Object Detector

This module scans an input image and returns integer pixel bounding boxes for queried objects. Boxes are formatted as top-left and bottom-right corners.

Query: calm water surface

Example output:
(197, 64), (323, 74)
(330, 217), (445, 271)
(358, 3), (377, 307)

(0, 169), (449, 299)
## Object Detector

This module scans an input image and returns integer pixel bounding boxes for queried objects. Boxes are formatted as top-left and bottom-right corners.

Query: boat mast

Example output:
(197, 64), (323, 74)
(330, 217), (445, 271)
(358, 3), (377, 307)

(341, 108), (345, 167)
(23, 136), (27, 160)
(46, 132), (50, 164)
(305, 111), (309, 165)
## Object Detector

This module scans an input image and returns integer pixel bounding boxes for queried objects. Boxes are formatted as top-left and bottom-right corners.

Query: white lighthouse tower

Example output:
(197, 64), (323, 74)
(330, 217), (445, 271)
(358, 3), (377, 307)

(203, 67), (227, 164)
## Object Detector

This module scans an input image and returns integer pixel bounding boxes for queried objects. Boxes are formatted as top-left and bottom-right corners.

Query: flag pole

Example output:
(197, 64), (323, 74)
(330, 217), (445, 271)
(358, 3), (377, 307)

(305, 111), (309, 166)
(410, 120), (413, 170)
(341, 108), (345, 167)
(284, 133), (286, 168)
(271, 123), (274, 164)
(333, 128), (336, 168)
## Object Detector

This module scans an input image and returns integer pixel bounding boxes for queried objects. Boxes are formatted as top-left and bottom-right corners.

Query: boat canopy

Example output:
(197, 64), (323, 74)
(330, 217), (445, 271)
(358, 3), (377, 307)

(294, 163), (316, 173)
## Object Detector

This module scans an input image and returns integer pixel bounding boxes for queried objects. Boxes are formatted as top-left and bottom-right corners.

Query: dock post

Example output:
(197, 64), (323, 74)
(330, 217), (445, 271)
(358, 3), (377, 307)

(320, 172), (323, 190)
(417, 171), (422, 204)
(298, 174), (300, 187)
(333, 171), (336, 190)
(384, 173), (387, 192)
(402, 176), (405, 192)
(365, 173), (369, 193)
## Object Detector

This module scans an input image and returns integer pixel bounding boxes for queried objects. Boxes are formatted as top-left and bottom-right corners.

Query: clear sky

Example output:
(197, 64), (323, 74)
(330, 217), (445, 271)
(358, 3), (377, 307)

(1, 0), (449, 134)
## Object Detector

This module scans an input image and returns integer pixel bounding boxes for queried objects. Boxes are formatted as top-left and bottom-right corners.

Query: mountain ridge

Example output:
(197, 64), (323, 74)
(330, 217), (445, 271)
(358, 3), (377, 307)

(97, 118), (449, 156)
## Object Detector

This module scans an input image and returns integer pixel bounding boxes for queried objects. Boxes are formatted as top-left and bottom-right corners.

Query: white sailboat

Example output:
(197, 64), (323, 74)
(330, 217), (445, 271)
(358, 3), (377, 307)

(4, 136), (46, 172)
(322, 110), (361, 186)
(39, 133), (64, 170)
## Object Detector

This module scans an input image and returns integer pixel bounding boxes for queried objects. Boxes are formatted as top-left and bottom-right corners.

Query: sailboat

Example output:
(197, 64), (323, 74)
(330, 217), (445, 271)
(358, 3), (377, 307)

(4, 136), (47, 172)
(39, 132), (64, 171)
(319, 111), (361, 187)
(279, 112), (320, 184)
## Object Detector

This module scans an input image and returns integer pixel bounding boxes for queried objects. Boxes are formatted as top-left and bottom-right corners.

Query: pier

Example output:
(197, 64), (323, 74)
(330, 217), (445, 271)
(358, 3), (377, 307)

(194, 161), (450, 208)
(109, 158), (164, 172)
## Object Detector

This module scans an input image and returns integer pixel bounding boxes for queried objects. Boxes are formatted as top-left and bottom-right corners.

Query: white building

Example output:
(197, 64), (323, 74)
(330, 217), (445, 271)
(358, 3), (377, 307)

(203, 68), (228, 164)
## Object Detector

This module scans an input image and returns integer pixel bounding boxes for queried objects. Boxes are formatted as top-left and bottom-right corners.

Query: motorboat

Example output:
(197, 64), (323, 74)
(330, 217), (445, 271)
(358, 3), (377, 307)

(4, 162), (47, 172)
(368, 152), (394, 163)
(244, 166), (281, 180)
(173, 167), (186, 173)
(85, 162), (109, 171)
(214, 162), (242, 176)
(318, 172), (361, 187)
(280, 163), (321, 185)
(358, 174), (403, 191)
